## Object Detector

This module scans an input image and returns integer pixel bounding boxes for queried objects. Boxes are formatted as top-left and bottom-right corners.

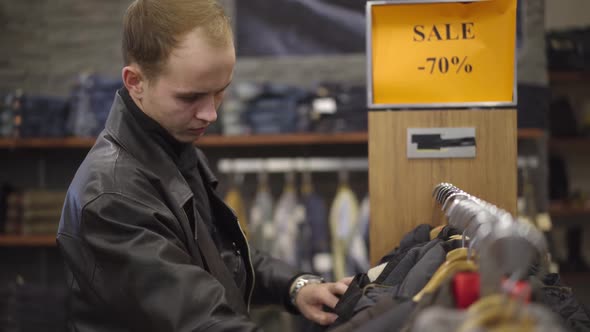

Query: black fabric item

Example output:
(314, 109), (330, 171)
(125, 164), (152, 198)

(354, 238), (456, 315)
(549, 154), (570, 201)
(350, 299), (416, 332)
(436, 225), (462, 240)
(534, 274), (590, 332)
(399, 275), (457, 332)
(396, 241), (455, 299)
(332, 273), (371, 324)
(334, 276), (452, 332)
(352, 285), (398, 316)
(0, 183), (13, 233)
(119, 88), (185, 162)
(121, 88), (248, 299)
(329, 296), (412, 332)
(383, 240), (442, 286)
(182, 158), (216, 242)
(294, 315), (329, 332)
(549, 97), (580, 137)
(372, 224), (438, 288)
(121, 88), (216, 236)
(193, 200), (248, 314)
(330, 225), (460, 330)
(57, 92), (301, 332)
(337, 243), (426, 320)
(378, 224), (432, 265)
(518, 84), (549, 130)
(380, 239), (443, 286)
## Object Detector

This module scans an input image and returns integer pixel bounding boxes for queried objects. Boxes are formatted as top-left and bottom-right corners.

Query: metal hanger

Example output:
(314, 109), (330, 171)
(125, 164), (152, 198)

(442, 192), (472, 214)
(433, 182), (453, 205)
(432, 182), (452, 203)
(431, 183), (549, 309)
(438, 184), (459, 205)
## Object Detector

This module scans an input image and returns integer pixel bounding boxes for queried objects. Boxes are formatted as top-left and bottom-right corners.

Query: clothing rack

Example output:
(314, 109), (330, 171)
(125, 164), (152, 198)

(433, 182), (548, 296)
(217, 158), (368, 174)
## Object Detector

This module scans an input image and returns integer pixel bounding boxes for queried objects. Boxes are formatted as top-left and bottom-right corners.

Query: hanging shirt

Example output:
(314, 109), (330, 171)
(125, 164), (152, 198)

(249, 185), (274, 253)
(224, 187), (249, 239)
(272, 186), (305, 266)
(348, 195), (370, 275)
(330, 185), (360, 281)
(300, 191), (331, 277)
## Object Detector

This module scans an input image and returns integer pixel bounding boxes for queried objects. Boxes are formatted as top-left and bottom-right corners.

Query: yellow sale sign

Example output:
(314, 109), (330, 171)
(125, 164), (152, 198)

(369, 0), (517, 108)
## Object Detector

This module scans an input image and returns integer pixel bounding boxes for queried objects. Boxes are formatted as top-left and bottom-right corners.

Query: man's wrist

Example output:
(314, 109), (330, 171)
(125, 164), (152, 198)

(289, 274), (324, 307)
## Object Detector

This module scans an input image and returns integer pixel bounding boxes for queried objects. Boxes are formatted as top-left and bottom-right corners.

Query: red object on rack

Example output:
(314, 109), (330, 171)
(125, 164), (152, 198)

(452, 272), (532, 309)
(453, 272), (480, 309)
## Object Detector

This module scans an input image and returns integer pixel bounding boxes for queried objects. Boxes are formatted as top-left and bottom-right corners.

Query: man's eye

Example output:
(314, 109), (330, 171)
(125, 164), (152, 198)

(178, 96), (199, 103)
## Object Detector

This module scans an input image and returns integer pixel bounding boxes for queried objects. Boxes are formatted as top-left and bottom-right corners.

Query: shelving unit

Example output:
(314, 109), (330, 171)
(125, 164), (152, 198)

(549, 201), (590, 218)
(549, 137), (590, 153)
(0, 130), (548, 149)
(1, 202), (587, 247)
(0, 235), (56, 247)
(550, 71), (590, 83)
(0, 133), (369, 149)
(0, 101), (581, 247)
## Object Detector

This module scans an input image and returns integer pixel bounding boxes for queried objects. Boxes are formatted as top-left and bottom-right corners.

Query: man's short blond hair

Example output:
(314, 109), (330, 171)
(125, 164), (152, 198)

(122, 0), (232, 80)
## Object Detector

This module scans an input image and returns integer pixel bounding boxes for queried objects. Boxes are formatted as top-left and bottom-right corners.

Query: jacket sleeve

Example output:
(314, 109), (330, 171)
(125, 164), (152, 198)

(78, 193), (261, 332)
(249, 248), (303, 312)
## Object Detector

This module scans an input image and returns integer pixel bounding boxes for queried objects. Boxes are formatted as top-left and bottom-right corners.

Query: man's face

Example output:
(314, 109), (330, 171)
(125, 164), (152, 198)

(140, 29), (235, 143)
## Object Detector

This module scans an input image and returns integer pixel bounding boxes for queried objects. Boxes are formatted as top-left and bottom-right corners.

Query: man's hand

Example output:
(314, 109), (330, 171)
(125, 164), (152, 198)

(295, 276), (354, 325)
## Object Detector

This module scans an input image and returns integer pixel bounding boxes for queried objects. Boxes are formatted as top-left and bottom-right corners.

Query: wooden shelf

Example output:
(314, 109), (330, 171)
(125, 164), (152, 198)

(0, 130), (547, 149)
(0, 235), (56, 247)
(198, 132), (368, 147)
(0, 203), (585, 247)
(0, 133), (369, 149)
(0, 137), (96, 149)
(549, 137), (590, 152)
(549, 201), (590, 218)
(517, 128), (546, 139)
(550, 71), (590, 83)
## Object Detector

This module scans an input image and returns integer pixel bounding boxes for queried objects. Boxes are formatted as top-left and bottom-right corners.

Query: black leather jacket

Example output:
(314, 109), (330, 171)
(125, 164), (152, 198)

(57, 92), (300, 331)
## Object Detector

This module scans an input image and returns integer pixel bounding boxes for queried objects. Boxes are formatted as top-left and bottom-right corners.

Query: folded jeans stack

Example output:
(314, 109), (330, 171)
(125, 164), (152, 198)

(311, 83), (367, 134)
(68, 74), (122, 137)
(4, 190), (66, 235)
(242, 83), (311, 134)
(547, 27), (590, 71)
(19, 95), (69, 138)
(0, 282), (67, 332)
(0, 92), (21, 138)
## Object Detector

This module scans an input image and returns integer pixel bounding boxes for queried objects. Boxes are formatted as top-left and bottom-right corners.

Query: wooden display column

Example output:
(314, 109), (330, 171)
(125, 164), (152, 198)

(366, 0), (518, 264)
(368, 109), (517, 264)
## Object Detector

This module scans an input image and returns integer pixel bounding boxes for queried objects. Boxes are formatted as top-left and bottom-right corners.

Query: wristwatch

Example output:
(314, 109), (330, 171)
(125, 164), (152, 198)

(289, 274), (325, 307)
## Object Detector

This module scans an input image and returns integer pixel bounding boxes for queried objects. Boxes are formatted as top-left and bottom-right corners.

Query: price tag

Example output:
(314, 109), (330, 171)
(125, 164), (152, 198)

(367, 0), (517, 109)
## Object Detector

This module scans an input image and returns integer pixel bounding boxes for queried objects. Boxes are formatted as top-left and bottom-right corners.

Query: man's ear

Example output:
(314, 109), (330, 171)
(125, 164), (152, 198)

(122, 65), (145, 100)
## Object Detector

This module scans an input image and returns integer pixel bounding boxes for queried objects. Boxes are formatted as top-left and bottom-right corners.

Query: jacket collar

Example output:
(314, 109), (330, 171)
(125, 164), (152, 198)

(104, 92), (218, 207)
(195, 148), (219, 189)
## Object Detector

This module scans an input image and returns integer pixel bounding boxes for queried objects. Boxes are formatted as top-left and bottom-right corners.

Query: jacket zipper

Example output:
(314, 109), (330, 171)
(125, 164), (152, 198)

(234, 215), (255, 312)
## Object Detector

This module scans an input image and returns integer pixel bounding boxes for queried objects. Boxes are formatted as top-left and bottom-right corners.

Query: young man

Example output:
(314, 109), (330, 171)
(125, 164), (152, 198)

(57, 0), (351, 331)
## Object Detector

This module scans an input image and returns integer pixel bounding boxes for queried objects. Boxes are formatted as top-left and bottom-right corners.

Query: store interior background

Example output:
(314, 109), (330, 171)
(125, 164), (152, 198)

(0, 0), (589, 329)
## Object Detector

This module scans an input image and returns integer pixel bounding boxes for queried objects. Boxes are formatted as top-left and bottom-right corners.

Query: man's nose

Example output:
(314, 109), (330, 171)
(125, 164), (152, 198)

(197, 95), (217, 123)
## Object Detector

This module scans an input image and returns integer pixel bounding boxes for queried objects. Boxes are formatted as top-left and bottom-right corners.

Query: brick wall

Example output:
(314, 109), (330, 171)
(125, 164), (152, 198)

(0, 0), (128, 95)
(0, 0), (367, 96)
(0, 0), (554, 94)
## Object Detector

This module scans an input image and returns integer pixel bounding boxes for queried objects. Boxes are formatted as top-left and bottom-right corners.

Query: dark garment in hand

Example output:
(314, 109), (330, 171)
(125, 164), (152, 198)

(378, 224), (432, 265)
(332, 273), (371, 324)
(534, 273), (590, 332)
(396, 240), (462, 299)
